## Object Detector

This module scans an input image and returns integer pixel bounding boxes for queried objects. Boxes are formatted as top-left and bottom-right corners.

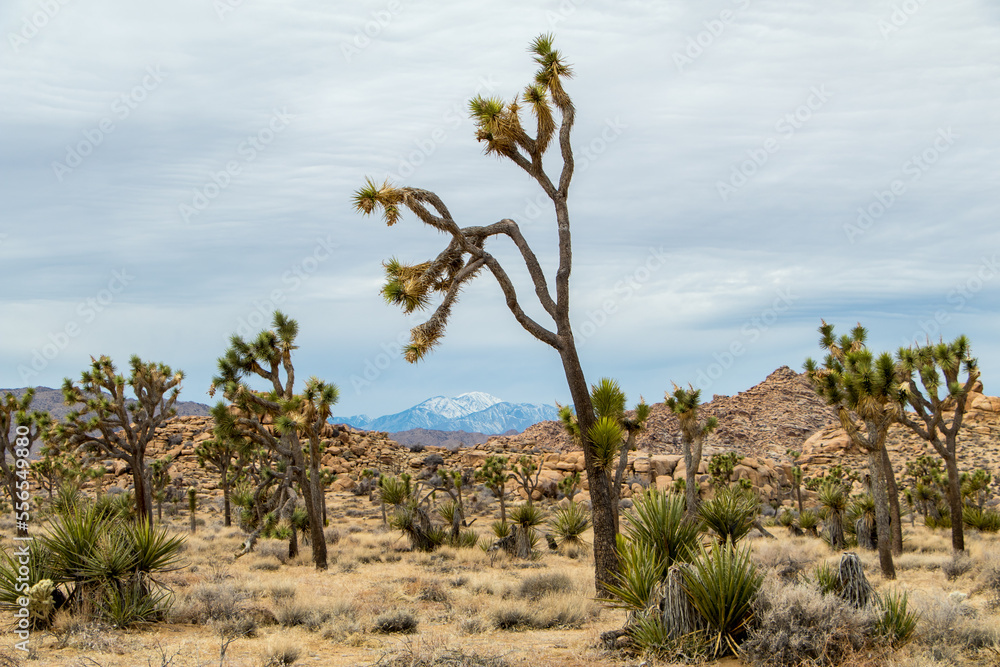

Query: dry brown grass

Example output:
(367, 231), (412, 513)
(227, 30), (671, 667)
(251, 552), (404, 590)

(5, 496), (1000, 667)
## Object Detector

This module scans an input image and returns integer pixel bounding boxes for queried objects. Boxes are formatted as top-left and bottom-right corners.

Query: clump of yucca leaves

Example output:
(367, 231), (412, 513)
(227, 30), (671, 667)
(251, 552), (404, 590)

(601, 489), (766, 659)
(0, 499), (184, 628)
(697, 485), (758, 543)
(547, 501), (590, 550)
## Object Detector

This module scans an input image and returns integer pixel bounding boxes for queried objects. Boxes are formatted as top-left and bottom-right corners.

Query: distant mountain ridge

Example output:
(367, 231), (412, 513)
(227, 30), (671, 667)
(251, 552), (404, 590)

(333, 392), (560, 435)
(1, 387), (211, 426)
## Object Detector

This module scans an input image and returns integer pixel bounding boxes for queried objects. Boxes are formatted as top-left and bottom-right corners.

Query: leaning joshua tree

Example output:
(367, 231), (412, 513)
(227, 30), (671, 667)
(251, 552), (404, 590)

(353, 35), (620, 591)
(804, 321), (905, 579)
(210, 311), (337, 570)
(896, 335), (980, 552)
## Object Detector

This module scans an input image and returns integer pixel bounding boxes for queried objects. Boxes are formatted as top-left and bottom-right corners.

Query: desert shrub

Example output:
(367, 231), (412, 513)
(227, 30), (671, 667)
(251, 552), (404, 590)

(450, 529), (480, 549)
(778, 509), (795, 528)
(740, 577), (874, 667)
(213, 615), (257, 639)
(324, 527), (342, 544)
(254, 539), (289, 564)
(491, 602), (536, 630)
(249, 556), (282, 572)
(275, 599), (331, 631)
(517, 572), (573, 600)
(752, 539), (821, 581)
(913, 593), (998, 653)
(814, 562), (840, 596)
(417, 582), (449, 603)
(941, 551), (974, 580)
(173, 582), (249, 623)
(459, 615), (487, 634)
(261, 638), (301, 666)
(373, 609), (418, 634)
(530, 594), (591, 629)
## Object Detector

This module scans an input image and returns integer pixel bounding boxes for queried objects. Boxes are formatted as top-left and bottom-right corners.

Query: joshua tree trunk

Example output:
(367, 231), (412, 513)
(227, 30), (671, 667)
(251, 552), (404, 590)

(882, 447), (903, 555)
(944, 454), (965, 552)
(561, 345), (617, 593)
(132, 451), (152, 525)
(684, 437), (703, 520)
(868, 447), (896, 579)
(222, 478), (231, 527)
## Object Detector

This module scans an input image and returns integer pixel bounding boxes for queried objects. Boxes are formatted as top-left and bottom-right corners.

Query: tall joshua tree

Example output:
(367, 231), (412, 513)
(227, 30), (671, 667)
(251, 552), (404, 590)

(353, 35), (620, 591)
(665, 384), (718, 519)
(50, 355), (183, 525)
(0, 390), (51, 537)
(804, 321), (905, 579)
(209, 310), (335, 570)
(896, 335), (980, 552)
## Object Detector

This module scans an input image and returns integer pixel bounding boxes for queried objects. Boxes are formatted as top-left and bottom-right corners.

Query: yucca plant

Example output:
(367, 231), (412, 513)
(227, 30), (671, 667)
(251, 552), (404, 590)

(0, 540), (59, 627)
(798, 509), (819, 535)
(818, 479), (848, 549)
(849, 494), (877, 550)
(601, 537), (665, 614)
(622, 489), (700, 567)
(697, 485), (757, 544)
(548, 501), (590, 549)
(509, 502), (546, 559)
(875, 589), (919, 647)
(681, 539), (764, 658)
(963, 506), (1000, 533)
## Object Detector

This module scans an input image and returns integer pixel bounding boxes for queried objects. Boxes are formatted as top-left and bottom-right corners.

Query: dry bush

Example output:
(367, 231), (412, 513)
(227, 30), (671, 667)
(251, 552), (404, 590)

(373, 609), (419, 634)
(171, 581), (250, 623)
(752, 537), (829, 581)
(254, 539), (290, 564)
(261, 636), (301, 666)
(894, 553), (949, 572)
(941, 551), (975, 581)
(910, 590), (998, 655)
(740, 576), (876, 667)
(325, 526), (342, 544)
(376, 639), (513, 667)
(903, 529), (951, 554)
(249, 555), (282, 571)
(491, 600), (536, 630)
(517, 571), (573, 599)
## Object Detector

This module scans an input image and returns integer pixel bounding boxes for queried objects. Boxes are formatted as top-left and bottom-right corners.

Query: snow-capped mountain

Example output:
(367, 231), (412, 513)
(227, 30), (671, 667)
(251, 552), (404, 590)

(333, 392), (559, 435)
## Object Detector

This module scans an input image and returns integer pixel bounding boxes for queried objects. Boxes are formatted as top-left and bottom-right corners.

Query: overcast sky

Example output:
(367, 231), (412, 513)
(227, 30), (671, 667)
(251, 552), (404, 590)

(2, 0), (998, 419)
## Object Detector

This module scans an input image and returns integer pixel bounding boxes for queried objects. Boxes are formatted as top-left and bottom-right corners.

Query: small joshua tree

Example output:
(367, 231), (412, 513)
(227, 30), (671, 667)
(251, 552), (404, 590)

(559, 377), (649, 533)
(510, 455), (543, 505)
(475, 455), (509, 523)
(1, 390), (51, 535)
(665, 384), (718, 519)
